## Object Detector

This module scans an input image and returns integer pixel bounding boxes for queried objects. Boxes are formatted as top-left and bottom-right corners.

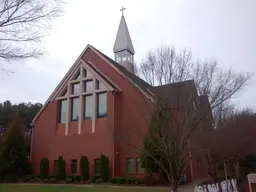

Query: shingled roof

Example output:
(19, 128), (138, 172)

(91, 45), (198, 104)
(150, 80), (197, 105)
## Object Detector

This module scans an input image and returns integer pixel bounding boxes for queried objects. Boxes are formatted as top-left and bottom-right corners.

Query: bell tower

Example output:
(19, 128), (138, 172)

(113, 6), (135, 73)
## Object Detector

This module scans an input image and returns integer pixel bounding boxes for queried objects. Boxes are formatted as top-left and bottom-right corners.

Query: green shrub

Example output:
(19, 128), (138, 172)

(133, 178), (141, 184)
(66, 176), (73, 183)
(37, 178), (42, 182)
(99, 154), (110, 182)
(43, 178), (48, 183)
(57, 156), (66, 180)
(80, 156), (89, 181)
(92, 175), (101, 183)
(116, 177), (126, 184)
(35, 175), (42, 179)
(75, 175), (81, 182)
(49, 174), (57, 180)
(40, 157), (49, 179)
(126, 177), (138, 184)
(4, 173), (17, 182)
(109, 177), (118, 183)
(96, 178), (103, 184)
(50, 177), (57, 183)
(22, 174), (34, 182)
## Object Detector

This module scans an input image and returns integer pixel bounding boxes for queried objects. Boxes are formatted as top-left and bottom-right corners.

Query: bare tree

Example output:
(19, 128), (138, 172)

(0, 0), (63, 70)
(208, 108), (256, 179)
(113, 80), (215, 192)
(138, 44), (252, 123)
(111, 45), (253, 191)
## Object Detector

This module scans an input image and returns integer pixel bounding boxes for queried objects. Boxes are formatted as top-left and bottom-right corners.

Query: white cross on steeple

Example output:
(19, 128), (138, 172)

(120, 6), (126, 16)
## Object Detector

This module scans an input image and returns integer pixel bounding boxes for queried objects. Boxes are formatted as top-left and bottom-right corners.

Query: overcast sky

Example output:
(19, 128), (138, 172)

(0, 0), (255, 108)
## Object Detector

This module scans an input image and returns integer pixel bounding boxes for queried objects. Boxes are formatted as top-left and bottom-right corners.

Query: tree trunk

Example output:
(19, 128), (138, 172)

(169, 182), (178, 192)
(235, 160), (240, 178)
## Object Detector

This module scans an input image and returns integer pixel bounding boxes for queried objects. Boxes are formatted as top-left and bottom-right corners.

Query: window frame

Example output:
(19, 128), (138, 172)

(94, 158), (100, 175)
(59, 99), (67, 124)
(71, 97), (80, 122)
(84, 80), (93, 92)
(84, 94), (93, 120)
(57, 65), (110, 128)
(126, 157), (133, 174)
(71, 159), (77, 174)
(54, 160), (58, 174)
(97, 92), (107, 118)
(136, 157), (144, 174)
(72, 83), (80, 95)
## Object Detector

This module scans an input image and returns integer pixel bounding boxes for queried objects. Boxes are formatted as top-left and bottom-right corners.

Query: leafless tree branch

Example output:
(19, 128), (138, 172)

(0, 0), (63, 70)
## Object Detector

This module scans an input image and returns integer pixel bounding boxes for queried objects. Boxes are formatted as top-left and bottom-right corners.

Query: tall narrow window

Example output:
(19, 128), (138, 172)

(71, 97), (79, 121)
(84, 95), (93, 120)
(84, 80), (93, 92)
(97, 92), (107, 118)
(136, 158), (144, 174)
(71, 159), (77, 174)
(59, 100), (67, 123)
(94, 159), (100, 175)
(72, 83), (80, 94)
(126, 158), (133, 174)
(54, 160), (58, 174)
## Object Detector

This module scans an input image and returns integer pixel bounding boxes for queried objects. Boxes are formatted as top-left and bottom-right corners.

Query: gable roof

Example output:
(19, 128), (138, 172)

(113, 16), (135, 54)
(150, 80), (197, 106)
(32, 45), (153, 123)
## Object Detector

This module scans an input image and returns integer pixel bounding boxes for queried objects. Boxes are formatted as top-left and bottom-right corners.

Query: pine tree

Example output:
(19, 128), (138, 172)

(80, 156), (89, 181)
(100, 154), (110, 182)
(0, 116), (32, 179)
(40, 157), (49, 179)
(57, 156), (66, 180)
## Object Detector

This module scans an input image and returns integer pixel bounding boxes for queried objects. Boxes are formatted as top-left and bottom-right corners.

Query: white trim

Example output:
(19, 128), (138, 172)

(92, 92), (96, 133)
(65, 98), (70, 136)
(84, 60), (121, 91)
(78, 66), (84, 134)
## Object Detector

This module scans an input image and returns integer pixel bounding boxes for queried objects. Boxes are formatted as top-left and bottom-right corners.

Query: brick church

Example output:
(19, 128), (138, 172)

(31, 10), (212, 181)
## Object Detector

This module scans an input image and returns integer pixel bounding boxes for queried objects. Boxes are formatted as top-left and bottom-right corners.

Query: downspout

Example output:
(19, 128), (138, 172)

(112, 90), (116, 177)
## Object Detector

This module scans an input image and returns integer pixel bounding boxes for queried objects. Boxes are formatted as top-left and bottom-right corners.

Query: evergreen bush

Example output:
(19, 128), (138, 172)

(75, 175), (81, 182)
(96, 178), (103, 184)
(40, 157), (49, 179)
(80, 156), (89, 181)
(92, 175), (100, 183)
(57, 156), (66, 180)
(116, 177), (126, 184)
(99, 154), (110, 182)
(22, 174), (34, 182)
(66, 176), (73, 183)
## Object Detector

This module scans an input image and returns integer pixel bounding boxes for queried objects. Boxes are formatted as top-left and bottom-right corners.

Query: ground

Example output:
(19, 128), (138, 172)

(0, 184), (195, 191)
(0, 184), (168, 192)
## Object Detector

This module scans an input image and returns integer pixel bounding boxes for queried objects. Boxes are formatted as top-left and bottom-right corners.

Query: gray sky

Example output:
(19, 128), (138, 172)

(0, 0), (255, 108)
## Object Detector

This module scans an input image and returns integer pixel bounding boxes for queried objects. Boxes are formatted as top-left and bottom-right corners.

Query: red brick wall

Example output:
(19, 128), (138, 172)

(31, 47), (149, 177)
(31, 47), (206, 179)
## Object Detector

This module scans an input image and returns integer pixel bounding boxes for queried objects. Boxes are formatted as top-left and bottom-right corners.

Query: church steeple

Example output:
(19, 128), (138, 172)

(113, 7), (135, 73)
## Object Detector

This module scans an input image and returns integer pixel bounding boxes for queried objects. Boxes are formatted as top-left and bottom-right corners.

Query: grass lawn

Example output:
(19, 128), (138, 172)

(0, 184), (168, 192)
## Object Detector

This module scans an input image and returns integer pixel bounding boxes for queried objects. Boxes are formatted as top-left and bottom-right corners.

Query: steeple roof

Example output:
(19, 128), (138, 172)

(113, 16), (135, 54)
